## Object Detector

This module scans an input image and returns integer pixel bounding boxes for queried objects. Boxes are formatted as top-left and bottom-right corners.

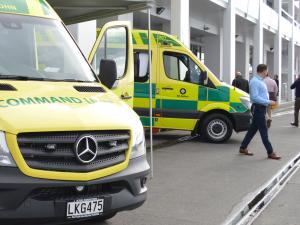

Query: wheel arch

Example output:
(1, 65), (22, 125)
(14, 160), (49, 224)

(192, 109), (235, 136)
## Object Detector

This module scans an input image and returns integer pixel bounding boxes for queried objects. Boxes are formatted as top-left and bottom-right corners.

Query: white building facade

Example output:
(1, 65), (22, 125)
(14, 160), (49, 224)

(70, 0), (300, 103)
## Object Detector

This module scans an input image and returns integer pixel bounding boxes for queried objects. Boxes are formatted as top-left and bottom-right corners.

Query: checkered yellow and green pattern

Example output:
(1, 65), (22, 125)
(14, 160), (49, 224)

(132, 30), (248, 129)
(134, 83), (248, 129)
(0, 0), (58, 19)
(134, 83), (247, 112)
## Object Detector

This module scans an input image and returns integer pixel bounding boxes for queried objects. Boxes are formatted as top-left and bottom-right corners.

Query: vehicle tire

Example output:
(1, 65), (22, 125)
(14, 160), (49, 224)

(89, 213), (117, 222)
(200, 113), (233, 143)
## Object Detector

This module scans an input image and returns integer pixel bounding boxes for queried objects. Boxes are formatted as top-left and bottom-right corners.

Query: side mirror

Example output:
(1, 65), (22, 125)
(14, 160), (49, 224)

(99, 59), (118, 89)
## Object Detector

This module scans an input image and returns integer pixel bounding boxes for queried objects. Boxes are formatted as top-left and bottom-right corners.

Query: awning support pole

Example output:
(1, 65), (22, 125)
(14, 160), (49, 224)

(147, 8), (154, 179)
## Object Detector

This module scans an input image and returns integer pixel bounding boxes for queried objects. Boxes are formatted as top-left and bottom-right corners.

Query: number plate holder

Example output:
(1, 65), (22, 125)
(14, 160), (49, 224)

(66, 198), (105, 219)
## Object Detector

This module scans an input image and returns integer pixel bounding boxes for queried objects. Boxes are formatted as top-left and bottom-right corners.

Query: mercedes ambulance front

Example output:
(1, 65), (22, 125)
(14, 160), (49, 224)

(0, 0), (149, 223)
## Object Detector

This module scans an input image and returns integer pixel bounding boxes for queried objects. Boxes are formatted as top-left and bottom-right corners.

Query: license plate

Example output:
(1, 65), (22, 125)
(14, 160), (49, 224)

(67, 198), (104, 219)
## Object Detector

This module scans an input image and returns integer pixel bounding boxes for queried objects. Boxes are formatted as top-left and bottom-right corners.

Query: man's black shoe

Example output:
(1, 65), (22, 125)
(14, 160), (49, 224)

(291, 123), (299, 127)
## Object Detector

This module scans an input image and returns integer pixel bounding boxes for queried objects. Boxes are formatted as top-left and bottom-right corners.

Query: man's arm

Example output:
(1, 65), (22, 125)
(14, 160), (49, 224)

(291, 80), (297, 89)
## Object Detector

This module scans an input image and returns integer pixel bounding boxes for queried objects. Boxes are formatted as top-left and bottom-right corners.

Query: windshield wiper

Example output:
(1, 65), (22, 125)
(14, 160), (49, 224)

(57, 79), (95, 83)
(0, 75), (95, 83)
(0, 75), (46, 81)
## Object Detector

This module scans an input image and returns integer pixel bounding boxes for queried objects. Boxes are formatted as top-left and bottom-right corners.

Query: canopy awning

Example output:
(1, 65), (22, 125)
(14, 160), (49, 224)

(47, 0), (153, 24)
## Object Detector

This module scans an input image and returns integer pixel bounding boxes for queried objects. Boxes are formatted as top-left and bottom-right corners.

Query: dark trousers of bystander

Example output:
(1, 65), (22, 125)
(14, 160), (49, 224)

(294, 98), (300, 125)
(240, 104), (273, 155)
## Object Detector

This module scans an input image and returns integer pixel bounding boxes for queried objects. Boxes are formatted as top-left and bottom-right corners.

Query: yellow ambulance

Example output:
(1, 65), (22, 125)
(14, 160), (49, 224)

(0, 0), (149, 223)
(90, 30), (251, 143)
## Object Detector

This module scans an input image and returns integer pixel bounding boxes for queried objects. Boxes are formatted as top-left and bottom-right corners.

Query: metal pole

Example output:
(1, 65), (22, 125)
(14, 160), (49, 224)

(147, 8), (153, 178)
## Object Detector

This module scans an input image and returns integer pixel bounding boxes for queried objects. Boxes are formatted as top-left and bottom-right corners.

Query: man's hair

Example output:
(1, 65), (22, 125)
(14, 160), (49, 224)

(257, 64), (268, 73)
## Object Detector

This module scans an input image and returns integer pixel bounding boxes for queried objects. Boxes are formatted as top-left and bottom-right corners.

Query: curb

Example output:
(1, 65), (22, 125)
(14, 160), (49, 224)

(222, 153), (300, 225)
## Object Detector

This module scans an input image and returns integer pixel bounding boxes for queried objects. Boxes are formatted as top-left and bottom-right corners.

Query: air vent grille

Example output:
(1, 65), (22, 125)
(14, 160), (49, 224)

(0, 83), (17, 91)
(73, 86), (105, 93)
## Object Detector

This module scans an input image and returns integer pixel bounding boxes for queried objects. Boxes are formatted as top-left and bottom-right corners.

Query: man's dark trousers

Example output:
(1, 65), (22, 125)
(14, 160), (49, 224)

(240, 104), (273, 155)
(294, 98), (300, 125)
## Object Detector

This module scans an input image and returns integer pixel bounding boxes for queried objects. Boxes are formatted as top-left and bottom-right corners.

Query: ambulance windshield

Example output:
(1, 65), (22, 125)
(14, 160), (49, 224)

(0, 13), (96, 82)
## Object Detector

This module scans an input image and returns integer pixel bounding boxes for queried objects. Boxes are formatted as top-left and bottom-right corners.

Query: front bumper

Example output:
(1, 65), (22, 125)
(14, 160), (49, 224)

(0, 155), (150, 222)
(232, 110), (252, 132)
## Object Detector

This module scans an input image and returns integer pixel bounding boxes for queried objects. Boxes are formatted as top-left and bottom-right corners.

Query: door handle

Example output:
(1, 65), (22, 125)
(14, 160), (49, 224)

(162, 87), (173, 90)
(121, 95), (133, 100)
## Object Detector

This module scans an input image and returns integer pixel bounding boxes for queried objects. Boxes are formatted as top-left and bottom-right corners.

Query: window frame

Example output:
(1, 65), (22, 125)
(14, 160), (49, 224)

(92, 25), (129, 80)
(162, 51), (215, 88)
(134, 50), (153, 83)
(163, 51), (188, 81)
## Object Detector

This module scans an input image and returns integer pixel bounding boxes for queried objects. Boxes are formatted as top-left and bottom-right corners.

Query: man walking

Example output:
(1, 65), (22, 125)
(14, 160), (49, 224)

(239, 64), (281, 160)
(264, 73), (278, 128)
(290, 75), (300, 127)
(232, 71), (249, 93)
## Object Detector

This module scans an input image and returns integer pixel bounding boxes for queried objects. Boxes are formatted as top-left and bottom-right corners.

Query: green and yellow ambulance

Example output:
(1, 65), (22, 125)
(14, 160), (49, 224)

(0, 0), (149, 223)
(90, 30), (251, 143)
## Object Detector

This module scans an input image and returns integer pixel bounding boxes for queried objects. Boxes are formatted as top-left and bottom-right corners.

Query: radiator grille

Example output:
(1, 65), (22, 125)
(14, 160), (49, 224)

(17, 131), (130, 172)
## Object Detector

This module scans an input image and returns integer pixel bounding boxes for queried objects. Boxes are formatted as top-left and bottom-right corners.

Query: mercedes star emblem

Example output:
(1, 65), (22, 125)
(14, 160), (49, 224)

(75, 135), (98, 164)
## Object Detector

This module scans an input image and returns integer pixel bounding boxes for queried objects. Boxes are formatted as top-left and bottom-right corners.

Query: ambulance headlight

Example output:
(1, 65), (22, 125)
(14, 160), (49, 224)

(240, 96), (251, 110)
(0, 132), (16, 167)
(130, 120), (146, 159)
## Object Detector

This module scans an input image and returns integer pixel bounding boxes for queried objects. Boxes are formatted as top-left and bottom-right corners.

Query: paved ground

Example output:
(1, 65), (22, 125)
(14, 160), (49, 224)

(253, 165), (300, 225)
(59, 105), (299, 225)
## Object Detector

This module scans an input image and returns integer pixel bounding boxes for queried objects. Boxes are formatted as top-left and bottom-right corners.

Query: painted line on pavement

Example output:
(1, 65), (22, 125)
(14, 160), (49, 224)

(273, 110), (293, 118)
(278, 101), (293, 106)
(147, 135), (195, 150)
(222, 153), (300, 225)
(274, 106), (293, 113)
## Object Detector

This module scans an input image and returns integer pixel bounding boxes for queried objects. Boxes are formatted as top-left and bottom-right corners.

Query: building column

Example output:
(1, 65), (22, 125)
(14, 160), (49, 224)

(288, 38), (295, 101)
(253, 0), (264, 73)
(236, 37), (250, 80)
(263, 44), (268, 64)
(203, 29), (223, 79)
(297, 1), (300, 24)
(171, 0), (190, 48)
(222, 0), (236, 84)
(274, 0), (282, 103)
(67, 20), (97, 57)
(295, 52), (299, 78)
(243, 37), (250, 80)
(288, 0), (295, 101)
(219, 27), (224, 80)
